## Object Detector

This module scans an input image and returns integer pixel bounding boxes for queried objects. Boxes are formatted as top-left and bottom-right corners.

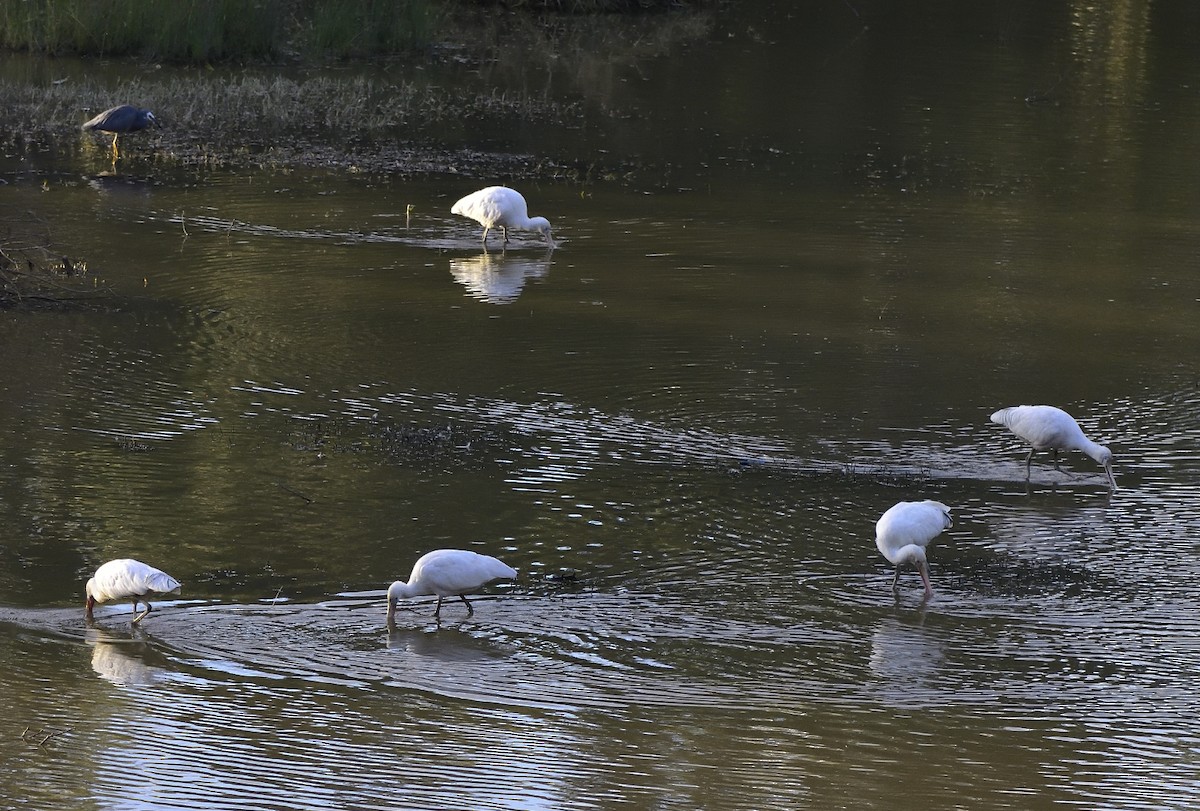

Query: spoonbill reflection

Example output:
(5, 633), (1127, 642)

(449, 250), (552, 304)
(451, 186), (555, 248)
(875, 500), (952, 599)
(87, 627), (161, 685)
(990, 405), (1117, 489)
(85, 558), (181, 624)
(386, 549), (517, 624)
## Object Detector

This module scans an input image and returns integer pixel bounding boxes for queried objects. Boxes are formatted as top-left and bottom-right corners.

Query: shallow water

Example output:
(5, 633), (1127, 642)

(3, 1), (1200, 809)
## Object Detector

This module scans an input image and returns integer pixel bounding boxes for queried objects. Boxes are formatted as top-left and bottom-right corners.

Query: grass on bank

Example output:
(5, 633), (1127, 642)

(0, 71), (586, 177)
(0, 0), (693, 62)
(0, 0), (440, 61)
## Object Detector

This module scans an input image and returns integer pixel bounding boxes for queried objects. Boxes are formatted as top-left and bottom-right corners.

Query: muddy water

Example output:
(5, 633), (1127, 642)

(3, 2), (1200, 809)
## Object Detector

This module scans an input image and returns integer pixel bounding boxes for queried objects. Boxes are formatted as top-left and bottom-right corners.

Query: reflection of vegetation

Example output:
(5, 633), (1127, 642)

(0, 0), (700, 62)
(0, 207), (108, 308)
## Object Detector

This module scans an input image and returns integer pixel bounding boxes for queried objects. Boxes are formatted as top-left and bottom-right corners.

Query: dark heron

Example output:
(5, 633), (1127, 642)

(81, 105), (161, 160)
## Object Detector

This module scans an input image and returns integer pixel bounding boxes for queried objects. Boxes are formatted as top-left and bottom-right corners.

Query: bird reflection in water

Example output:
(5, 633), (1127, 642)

(448, 249), (553, 305)
(867, 612), (943, 705)
(385, 624), (506, 664)
(86, 626), (164, 686)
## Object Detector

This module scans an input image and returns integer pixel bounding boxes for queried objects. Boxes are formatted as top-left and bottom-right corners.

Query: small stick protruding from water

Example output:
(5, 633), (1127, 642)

(275, 482), (313, 504)
(21, 725), (72, 748)
(405, 203), (415, 229)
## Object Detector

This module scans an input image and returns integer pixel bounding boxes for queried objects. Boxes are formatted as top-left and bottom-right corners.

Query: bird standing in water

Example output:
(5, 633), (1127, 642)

(990, 405), (1117, 489)
(451, 186), (555, 248)
(875, 500), (953, 599)
(85, 558), (181, 624)
(386, 549), (517, 624)
(81, 105), (161, 160)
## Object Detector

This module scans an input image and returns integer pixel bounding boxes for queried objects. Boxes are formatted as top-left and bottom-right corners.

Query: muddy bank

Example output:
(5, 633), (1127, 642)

(0, 9), (713, 181)
(2, 72), (582, 179)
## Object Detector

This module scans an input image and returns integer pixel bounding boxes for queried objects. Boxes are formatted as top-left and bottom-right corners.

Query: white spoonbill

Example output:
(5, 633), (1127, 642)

(85, 559), (181, 624)
(451, 186), (555, 248)
(386, 549), (517, 623)
(990, 405), (1116, 489)
(875, 500), (953, 599)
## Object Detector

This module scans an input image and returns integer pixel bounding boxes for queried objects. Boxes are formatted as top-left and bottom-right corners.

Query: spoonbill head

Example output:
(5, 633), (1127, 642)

(85, 558), (181, 624)
(990, 405), (1116, 489)
(81, 105), (161, 159)
(875, 500), (953, 599)
(387, 548), (518, 624)
(451, 186), (555, 248)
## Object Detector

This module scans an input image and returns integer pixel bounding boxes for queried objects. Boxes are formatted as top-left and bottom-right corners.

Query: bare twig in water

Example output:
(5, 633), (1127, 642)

(1, 207), (110, 307)
(275, 482), (314, 504)
(21, 725), (73, 748)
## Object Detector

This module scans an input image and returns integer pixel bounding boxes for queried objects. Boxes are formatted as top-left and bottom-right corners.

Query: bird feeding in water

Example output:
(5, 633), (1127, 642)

(81, 105), (161, 160)
(386, 549), (517, 624)
(85, 558), (181, 624)
(875, 500), (953, 599)
(451, 186), (555, 248)
(990, 404), (1117, 489)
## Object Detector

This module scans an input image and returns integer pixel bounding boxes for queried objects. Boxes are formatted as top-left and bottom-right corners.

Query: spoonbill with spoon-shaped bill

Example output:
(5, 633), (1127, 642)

(85, 558), (181, 624)
(990, 405), (1117, 489)
(387, 549), (517, 624)
(875, 500), (953, 599)
(451, 186), (555, 248)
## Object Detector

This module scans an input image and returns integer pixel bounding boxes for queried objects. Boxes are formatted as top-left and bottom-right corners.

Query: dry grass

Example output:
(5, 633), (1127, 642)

(0, 4), (712, 176)
(0, 72), (583, 173)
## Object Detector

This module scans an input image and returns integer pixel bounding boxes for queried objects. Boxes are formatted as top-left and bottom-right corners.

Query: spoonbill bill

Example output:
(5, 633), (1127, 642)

(451, 186), (555, 248)
(85, 558), (181, 624)
(990, 405), (1116, 489)
(875, 500), (953, 599)
(387, 549), (517, 624)
(82, 105), (161, 159)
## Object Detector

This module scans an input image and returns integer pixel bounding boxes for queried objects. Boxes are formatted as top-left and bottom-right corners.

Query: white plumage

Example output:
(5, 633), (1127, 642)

(990, 405), (1116, 489)
(85, 558), (181, 624)
(875, 500), (953, 598)
(451, 186), (555, 248)
(387, 549), (517, 623)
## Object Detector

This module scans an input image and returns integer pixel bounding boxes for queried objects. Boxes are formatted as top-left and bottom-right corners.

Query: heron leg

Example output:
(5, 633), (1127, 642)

(111, 133), (120, 160)
(433, 596), (444, 618)
(131, 599), (151, 625)
(1024, 448), (1035, 480)
(891, 566), (901, 591)
(1052, 448), (1062, 472)
(501, 226), (510, 245)
(460, 595), (474, 616)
